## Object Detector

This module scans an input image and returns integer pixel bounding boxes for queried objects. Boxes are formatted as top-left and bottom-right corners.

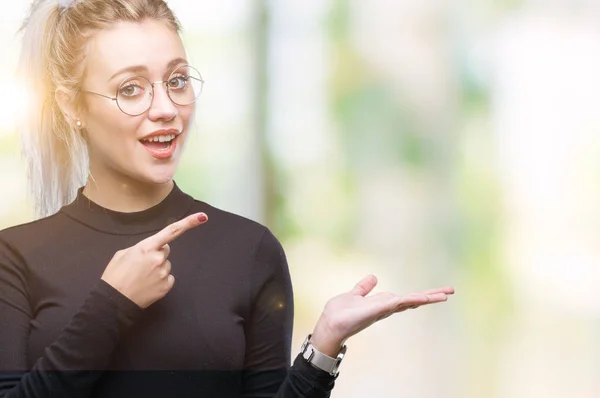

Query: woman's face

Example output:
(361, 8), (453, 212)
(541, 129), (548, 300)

(80, 19), (194, 186)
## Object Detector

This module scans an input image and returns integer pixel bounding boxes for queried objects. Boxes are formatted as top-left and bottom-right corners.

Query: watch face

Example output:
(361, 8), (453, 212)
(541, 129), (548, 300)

(331, 346), (346, 375)
(300, 339), (308, 353)
(333, 353), (344, 371)
(301, 335), (311, 353)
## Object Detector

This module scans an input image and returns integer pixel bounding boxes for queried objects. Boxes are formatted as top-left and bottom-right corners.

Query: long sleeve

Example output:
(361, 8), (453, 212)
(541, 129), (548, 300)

(241, 229), (336, 398)
(0, 236), (143, 398)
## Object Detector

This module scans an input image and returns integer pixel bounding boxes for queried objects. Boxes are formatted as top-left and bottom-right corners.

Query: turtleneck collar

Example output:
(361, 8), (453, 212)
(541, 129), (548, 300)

(60, 181), (195, 235)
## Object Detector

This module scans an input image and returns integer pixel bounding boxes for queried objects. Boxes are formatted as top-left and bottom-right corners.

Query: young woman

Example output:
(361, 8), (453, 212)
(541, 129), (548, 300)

(0, 0), (454, 397)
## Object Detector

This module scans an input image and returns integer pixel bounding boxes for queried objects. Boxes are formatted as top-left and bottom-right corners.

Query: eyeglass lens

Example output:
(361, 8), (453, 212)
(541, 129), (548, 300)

(116, 65), (203, 116)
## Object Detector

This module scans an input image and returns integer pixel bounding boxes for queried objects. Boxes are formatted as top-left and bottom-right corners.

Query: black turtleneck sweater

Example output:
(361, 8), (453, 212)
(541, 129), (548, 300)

(0, 183), (335, 397)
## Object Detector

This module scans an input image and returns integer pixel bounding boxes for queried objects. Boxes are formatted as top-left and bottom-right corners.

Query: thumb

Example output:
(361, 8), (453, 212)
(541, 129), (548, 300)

(350, 274), (378, 296)
(167, 274), (175, 290)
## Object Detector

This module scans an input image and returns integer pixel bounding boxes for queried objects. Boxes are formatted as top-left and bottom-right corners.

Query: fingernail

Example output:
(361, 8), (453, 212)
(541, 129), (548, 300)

(198, 213), (208, 222)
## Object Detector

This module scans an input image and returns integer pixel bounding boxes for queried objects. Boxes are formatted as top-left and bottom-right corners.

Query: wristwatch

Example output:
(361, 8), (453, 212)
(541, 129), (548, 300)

(300, 334), (347, 376)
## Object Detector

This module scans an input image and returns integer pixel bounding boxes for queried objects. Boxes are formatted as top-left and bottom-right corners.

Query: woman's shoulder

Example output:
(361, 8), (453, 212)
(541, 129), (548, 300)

(188, 197), (267, 231)
(0, 211), (70, 247)
(186, 197), (281, 246)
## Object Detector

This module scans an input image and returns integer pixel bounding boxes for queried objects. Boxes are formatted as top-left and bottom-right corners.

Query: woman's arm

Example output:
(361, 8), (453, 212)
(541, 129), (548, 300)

(241, 228), (454, 398)
(240, 228), (336, 398)
(0, 234), (144, 398)
(0, 213), (207, 397)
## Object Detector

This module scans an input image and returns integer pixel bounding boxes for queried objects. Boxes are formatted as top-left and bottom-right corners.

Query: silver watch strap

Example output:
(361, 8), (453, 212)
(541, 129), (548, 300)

(300, 334), (347, 376)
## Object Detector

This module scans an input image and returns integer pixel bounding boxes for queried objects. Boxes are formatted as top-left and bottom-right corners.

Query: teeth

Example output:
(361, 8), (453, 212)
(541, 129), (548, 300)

(143, 134), (176, 143)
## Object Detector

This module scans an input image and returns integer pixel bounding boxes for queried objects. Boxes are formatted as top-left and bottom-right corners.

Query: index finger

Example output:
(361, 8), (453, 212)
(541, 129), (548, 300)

(141, 212), (208, 249)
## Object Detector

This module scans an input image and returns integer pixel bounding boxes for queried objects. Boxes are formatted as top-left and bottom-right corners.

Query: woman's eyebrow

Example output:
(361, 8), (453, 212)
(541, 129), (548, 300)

(108, 65), (148, 82)
(107, 58), (188, 83)
(165, 57), (188, 71)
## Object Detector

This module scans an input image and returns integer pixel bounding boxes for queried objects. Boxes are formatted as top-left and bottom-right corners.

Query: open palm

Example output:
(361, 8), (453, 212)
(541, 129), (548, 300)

(310, 275), (454, 355)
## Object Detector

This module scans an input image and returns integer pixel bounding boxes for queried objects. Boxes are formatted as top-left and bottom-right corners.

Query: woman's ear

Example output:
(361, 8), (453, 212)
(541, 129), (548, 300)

(55, 87), (84, 129)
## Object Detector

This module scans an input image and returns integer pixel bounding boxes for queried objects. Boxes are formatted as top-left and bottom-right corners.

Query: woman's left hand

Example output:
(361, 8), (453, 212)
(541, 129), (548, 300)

(309, 275), (454, 356)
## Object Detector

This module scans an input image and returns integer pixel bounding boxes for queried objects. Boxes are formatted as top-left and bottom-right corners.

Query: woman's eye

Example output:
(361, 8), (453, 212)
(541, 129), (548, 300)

(168, 76), (188, 90)
(119, 83), (144, 97)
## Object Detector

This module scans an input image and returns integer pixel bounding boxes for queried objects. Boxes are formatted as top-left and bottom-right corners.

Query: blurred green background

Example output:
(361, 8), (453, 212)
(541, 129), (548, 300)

(1, 0), (599, 397)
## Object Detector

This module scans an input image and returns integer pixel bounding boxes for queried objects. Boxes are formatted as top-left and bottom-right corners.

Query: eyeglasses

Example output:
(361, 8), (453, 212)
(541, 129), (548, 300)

(83, 65), (204, 116)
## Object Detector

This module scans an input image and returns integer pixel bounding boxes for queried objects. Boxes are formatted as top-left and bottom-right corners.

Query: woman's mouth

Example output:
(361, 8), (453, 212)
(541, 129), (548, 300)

(140, 133), (179, 159)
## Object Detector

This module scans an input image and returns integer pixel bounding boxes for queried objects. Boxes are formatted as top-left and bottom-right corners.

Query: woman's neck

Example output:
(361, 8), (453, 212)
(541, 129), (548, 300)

(82, 175), (174, 213)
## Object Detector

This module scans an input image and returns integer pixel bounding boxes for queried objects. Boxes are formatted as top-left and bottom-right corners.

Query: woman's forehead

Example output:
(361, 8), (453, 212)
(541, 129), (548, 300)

(84, 19), (186, 81)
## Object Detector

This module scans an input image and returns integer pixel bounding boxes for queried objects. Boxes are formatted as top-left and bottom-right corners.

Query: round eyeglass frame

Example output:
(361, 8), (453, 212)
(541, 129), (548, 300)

(83, 64), (204, 116)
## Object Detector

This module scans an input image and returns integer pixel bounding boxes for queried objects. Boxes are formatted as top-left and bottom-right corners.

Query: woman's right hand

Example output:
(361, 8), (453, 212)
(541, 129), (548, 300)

(101, 212), (208, 308)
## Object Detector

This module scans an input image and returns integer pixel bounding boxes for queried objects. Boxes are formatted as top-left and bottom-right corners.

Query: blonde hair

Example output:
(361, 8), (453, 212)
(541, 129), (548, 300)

(18, 0), (181, 218)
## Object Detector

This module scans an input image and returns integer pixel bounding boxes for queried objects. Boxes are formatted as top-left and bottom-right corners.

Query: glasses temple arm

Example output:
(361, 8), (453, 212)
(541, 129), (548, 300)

(83, 90), (117, 101)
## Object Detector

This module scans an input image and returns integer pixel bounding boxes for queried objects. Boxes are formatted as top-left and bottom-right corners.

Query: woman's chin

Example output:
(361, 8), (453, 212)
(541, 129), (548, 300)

(147, 174), (175, 185)
(137, 168), (176, 185)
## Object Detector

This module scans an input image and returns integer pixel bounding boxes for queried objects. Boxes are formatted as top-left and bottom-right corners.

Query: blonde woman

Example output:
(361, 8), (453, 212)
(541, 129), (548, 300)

(0, 0), (454, 397)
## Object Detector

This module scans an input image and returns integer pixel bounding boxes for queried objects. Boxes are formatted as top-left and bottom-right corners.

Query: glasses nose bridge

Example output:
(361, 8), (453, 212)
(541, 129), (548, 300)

(149, 79), (169, 95)
(148, 79), (175, 107)
(146, 79), (177, 117)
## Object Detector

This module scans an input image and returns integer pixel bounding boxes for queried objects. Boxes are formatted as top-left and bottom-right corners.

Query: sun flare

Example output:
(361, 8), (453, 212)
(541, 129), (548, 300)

(0, 77), (33, 136)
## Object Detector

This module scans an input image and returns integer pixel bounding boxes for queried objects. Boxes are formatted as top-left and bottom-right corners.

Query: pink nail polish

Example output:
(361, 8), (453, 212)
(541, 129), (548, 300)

(198, 213), (207, 222)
